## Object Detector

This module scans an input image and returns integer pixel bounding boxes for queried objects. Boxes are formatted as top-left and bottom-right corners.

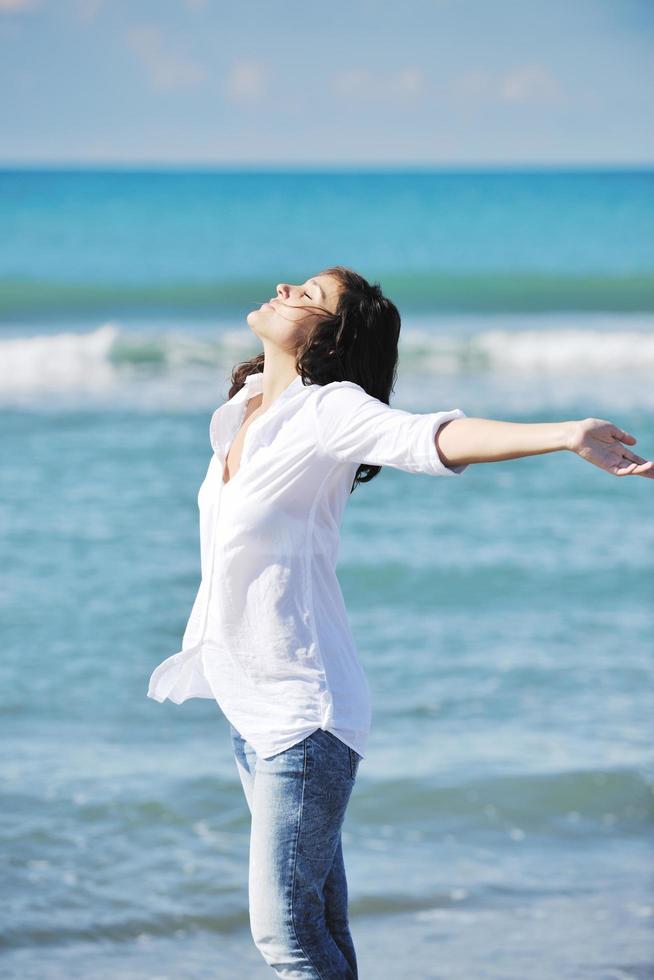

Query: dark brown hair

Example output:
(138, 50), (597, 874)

(227, 265), (401, 492)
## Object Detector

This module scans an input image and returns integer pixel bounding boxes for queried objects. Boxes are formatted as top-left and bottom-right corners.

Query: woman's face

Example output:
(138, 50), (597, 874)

(247, 273), (341, 350)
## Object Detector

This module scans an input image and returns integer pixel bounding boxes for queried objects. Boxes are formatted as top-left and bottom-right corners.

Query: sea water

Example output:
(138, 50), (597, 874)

(1, 168), (653, 979)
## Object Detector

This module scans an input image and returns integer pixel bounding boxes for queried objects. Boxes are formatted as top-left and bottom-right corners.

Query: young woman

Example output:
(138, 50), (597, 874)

(147, 265), (653, 979)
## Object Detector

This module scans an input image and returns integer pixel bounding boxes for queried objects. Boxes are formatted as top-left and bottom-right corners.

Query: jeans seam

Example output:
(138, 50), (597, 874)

(289, 735), (325, 980)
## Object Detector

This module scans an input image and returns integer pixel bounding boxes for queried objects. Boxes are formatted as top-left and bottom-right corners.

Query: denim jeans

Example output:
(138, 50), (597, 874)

(229, 723), (362, 979)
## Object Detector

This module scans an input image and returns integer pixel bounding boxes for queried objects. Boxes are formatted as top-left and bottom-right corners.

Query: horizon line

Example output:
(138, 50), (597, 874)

(1, 160), (653, 173)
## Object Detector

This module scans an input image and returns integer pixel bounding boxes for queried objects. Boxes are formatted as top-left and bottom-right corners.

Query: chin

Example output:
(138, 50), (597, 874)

(246, 310), (262, 334)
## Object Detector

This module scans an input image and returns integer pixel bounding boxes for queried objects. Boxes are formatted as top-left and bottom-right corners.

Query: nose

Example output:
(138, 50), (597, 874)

(276, 283), (290, 300)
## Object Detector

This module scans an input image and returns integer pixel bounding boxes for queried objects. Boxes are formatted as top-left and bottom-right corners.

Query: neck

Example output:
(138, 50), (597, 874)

(257, 348), (299, 410)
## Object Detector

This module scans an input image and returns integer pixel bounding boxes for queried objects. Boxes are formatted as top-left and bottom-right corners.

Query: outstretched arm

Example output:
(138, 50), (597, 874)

(436, 417), (654, 479)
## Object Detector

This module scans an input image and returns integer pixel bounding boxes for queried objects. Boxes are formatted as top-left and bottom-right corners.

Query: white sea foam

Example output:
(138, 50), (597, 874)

(0, 323), (120, 392)
(1, 316), (652, 411)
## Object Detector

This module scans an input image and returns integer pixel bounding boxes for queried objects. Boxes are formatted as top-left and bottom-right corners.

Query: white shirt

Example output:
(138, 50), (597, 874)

(146, 372), (468, 760)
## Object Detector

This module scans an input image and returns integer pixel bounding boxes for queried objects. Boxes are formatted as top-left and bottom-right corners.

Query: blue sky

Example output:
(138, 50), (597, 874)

(1, 0), (653, 166)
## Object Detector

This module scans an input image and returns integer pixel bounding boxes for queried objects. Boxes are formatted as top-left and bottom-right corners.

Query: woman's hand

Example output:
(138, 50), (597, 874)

(567, 418), (654, 479)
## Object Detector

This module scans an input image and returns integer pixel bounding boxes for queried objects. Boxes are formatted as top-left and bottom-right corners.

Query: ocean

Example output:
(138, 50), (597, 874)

(1, 168), (653, 979)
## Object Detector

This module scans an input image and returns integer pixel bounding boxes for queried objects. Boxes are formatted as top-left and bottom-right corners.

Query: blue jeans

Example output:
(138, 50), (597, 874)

(229, 723), (362, 979)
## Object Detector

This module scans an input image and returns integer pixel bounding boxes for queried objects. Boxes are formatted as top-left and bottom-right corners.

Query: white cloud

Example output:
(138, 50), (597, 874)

(499, 65), (564, 105)
(451, 64), (565, 108)
(126, 25), (208, 93)
(224, 60), (267, 104)
(0, 0), (38, 11)
(331, 66), (425, 104)
(74, 0), (105, 23)
(393, 67), (424, 97)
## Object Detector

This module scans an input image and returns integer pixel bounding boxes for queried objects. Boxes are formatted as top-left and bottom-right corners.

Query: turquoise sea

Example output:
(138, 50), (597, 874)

(1, 169), (653, 979)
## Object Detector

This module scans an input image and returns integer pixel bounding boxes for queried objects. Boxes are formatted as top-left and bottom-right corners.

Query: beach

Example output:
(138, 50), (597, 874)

(1, 168), (653, 979)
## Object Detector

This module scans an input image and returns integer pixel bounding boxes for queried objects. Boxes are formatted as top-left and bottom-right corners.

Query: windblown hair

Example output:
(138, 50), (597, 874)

(228, 265), (401, 492)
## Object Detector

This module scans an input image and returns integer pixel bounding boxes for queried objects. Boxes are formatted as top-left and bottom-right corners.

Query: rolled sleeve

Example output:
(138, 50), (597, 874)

(313, 381), (469, 477)
(421, 409), (469, 476)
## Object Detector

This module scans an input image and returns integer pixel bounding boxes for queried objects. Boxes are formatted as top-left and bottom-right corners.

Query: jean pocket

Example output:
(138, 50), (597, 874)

(348, 747), (362, 780)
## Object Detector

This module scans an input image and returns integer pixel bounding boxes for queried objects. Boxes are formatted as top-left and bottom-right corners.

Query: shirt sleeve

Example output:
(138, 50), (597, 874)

(313, 380), (469, 476)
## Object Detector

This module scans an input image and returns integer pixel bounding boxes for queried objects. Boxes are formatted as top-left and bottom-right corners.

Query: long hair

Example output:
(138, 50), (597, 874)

(227, 265), (401, 493)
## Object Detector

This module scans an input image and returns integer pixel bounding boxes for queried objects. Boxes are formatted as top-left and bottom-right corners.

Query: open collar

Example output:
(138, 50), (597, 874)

(209, 372), (305, 453)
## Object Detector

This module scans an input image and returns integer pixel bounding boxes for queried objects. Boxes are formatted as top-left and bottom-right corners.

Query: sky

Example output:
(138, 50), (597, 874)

(0, 0), (653, 167)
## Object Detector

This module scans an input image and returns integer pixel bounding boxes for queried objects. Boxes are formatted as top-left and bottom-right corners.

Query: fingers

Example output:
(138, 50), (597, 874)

(612, 427), (637, 444)
(622, 450), (649, 465)
(616, 459), (654, 477)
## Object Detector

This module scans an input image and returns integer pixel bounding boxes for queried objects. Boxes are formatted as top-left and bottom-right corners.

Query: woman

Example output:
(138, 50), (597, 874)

(147, 265), (653, 979)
